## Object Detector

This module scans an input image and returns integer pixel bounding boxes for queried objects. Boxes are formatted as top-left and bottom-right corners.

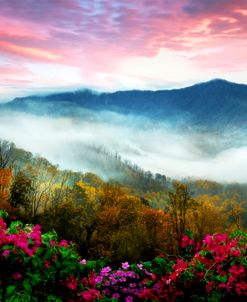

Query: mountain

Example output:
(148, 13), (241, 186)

(2, 79), (247, 129)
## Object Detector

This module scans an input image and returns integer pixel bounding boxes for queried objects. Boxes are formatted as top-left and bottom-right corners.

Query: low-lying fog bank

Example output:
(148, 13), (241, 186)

(1, 110), (247, 182)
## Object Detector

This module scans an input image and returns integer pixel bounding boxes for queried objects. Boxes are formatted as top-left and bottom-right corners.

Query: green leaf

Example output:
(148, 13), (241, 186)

(6, 285), (17, 297)
(22, 280), (32, 294)
(29, 274), (41, 286)
(185, 229), (193, 238)
(0, 209), (8, 218)
(47, 295), (62, 302)
(216, 275), (227, 283)
(10, 221), (23, 231)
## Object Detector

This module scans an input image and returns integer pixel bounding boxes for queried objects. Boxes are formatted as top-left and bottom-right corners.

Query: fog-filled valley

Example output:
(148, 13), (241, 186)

(0, 110), (246, 182)
(1, 80), (247, 182)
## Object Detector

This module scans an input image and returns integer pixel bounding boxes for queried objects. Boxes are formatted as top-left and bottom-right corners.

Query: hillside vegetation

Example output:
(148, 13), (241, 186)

(0, 139), (247, 263)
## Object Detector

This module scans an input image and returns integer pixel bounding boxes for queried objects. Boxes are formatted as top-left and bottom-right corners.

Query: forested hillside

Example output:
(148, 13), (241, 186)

(2, 79), (247, 129)
(1, 139), (247, 264)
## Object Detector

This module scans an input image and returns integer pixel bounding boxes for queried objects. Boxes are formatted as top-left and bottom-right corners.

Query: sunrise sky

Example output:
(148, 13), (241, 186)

(1, 0), (247, 101)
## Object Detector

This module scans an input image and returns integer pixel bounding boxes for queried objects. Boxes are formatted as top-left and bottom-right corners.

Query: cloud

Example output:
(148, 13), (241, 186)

(0, 41), (62, 61)
(0, 0), (247, 96)
(0, 110), (247, 183)
(183, 0), (246, 16)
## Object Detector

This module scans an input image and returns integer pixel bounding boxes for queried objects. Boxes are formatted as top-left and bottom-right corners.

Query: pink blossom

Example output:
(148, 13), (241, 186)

(59, 239), (68, 247)
(66, 275), (77, 291)
(80, 259), (87, 265)
(2, 249), (10, 257)
(122, 262), (130, 269)
(100, 266), (112, 276)
(50, 240), (55, 247)
(44, 260), (50, 268)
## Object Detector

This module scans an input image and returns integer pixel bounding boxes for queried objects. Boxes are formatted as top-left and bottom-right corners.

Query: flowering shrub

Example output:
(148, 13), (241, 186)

(136, 230), (247, 301)
(1, 209), (247, 301)
(0, 210), (103, 301)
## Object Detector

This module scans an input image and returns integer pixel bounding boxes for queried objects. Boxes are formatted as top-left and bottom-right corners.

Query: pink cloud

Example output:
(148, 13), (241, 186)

(0, 0), (246, 57)
(0, 0), (247, 93)
(0, 41), (62, 61)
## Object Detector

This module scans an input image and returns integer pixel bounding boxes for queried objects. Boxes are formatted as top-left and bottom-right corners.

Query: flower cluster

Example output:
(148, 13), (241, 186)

(95, 263), (144, 300)
(0, 211), (100, 301)
(1, 210), (247, 301)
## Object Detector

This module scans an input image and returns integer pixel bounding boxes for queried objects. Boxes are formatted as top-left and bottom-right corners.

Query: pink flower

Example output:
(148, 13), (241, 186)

(231, 249), (241, 257)
(0, 218), (6, 230)
(137, 264), (143, 270)
(80, 259), (87, 265)
(203, 234), (212, 245)
(126, 296), (133, 302)
(2, 250), (10, 257)
(112, 293), (120, 299)
(122, 262), (130, 269)
(50, 240), (55, 247)
(206, 281), (214, 292)
(181, 235), (189, 248)
(66, 275), (77, 291)
(100, 266), (112, 276)
(30, 225), (42, 245)
(44, 260), (50, 268)
(181, 235), (194, 248)
(81, 289), (102, 301)
(59, 239), (68, 247)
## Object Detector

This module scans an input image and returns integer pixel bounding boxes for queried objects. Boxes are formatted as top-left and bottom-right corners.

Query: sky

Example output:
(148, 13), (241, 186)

(1, 0), (247, 101)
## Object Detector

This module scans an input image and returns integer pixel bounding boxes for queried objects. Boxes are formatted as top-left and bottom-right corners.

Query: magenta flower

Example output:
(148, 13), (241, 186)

(112, 293), (120, 299)
(122, 262), (130, 269)
(2, 249), (10, 257)
(101, 266), (112, 276)
(49, 240), (55, 247)
(66, 275), (77, 290)
(59, 239), (68, 246)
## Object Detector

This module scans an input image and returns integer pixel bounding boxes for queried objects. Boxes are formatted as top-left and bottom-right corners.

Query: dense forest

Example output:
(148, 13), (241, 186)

(1, 139), (247, 263)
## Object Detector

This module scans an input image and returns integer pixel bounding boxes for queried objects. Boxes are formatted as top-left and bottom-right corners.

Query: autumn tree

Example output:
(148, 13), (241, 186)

(88, 184), (170, 261)
(141, 207), (170, 259)
(167, 181), (197, 253)
(10, 171), (34, 211)
(0, 168), (13, 208)
(187, 195), (226, 240)
(223, 199), (245, 231)
(92, 190), (148, 261)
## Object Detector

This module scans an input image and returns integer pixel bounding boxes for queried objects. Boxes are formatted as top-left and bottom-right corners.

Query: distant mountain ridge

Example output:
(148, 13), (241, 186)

(2, 79), (247, 129)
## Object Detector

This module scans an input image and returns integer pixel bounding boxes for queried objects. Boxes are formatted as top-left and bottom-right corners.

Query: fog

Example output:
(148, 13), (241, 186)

(1, 110), (247, 183)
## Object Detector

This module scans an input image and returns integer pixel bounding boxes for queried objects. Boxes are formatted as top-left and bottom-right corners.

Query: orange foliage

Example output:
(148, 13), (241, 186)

(0, 168), (14, 213)
(0, 168), (13, 202)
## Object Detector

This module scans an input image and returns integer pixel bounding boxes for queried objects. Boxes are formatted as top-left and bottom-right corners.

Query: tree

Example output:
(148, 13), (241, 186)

(223, 199), (245, 231)
(188, 195), (226, 240)
(0, 168), (13, 207)
(0, 140), (15, 169)
(167, 181), (197, 253)
(10, 171), (34, 211)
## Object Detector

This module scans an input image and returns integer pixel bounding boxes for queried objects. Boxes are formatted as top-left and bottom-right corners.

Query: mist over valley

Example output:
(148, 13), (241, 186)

(1, 79), (247, 183)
